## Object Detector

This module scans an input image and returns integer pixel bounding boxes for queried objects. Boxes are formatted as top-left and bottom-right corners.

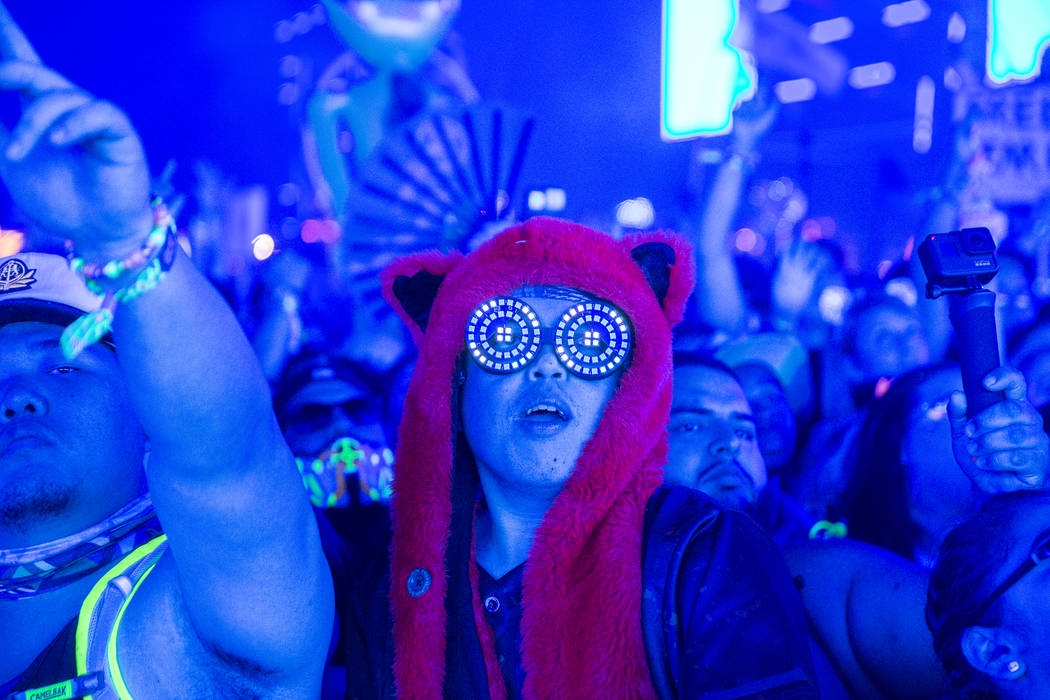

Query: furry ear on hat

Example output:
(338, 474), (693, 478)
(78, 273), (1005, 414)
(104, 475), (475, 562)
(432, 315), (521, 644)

(392, 271), (445, 332)
(630, 242), (674, 307)
(623, 232), (695, 327)
(381, 249), (464, 344)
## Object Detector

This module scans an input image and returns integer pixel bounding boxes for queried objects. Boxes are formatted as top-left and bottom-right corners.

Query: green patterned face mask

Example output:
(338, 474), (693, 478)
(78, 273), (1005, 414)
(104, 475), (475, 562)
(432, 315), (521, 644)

(0, 494), (161, 600)
(296, 436), (394, 508)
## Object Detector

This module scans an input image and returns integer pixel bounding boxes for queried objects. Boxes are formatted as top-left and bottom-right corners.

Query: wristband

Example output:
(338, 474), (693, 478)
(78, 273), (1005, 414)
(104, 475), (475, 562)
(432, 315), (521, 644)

(67, 197), (175, 288)
(60, 199), (179, 359)
(808, 520), (848, 540)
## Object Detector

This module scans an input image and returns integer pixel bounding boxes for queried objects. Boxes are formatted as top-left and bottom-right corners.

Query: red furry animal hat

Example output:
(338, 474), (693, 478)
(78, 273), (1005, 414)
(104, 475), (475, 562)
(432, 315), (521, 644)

(382, 217), (694, 698)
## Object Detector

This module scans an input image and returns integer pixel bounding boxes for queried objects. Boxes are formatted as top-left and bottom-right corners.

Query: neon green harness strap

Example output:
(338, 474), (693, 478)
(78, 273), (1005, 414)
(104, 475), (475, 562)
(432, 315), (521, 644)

(75, 535), (167, 700)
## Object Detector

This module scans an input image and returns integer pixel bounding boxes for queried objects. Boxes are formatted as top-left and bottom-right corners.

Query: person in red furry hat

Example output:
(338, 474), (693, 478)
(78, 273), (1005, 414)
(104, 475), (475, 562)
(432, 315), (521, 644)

(340, 217), (816, 698)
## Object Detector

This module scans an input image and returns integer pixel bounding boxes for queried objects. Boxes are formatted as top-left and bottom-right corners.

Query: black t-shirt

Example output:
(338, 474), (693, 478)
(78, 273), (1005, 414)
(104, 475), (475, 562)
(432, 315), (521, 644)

(339, 486), (817, 699)
(477, 564), (525, 700)
(316, 505), (392, 700)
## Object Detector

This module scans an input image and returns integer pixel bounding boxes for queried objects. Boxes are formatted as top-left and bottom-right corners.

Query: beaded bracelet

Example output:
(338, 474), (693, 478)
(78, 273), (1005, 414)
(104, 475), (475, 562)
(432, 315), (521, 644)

(67, 197), (174, 290)
(60, 199), (179, 359)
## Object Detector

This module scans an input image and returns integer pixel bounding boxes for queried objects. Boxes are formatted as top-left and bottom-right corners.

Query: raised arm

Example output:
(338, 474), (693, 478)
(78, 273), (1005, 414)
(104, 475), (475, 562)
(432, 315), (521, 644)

(691, 96), (776, 333)
(0, 5), (332, 692)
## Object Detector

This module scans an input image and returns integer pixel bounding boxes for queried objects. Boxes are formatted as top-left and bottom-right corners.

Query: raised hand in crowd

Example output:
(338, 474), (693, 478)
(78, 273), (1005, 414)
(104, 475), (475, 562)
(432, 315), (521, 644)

(252, 247), (314, 380)
(770, 239), (830, 322)
(690, 85), (778, 335)
(0, 4), (332, 697)
(731, 86), (778, 156)
(0, 13), (151, 258)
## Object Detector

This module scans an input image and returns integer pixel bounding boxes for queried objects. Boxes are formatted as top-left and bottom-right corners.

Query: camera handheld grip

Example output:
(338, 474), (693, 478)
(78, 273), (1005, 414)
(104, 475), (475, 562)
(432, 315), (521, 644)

(949, 289), (1004, 417)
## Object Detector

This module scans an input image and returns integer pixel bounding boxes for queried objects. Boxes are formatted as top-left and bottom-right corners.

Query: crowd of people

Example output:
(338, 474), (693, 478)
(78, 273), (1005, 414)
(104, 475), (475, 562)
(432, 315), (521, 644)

(3, 3), (1050, 699)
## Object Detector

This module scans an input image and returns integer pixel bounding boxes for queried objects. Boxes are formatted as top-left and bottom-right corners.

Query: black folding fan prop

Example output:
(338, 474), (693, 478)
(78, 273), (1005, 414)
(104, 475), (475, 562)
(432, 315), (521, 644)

(343, 101), (535, 261)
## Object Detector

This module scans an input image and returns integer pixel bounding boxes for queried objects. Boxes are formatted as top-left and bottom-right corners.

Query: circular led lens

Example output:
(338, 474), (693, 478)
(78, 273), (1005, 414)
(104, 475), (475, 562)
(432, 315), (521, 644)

(465, 297), (542, 373)
(554, 301), (632, 378)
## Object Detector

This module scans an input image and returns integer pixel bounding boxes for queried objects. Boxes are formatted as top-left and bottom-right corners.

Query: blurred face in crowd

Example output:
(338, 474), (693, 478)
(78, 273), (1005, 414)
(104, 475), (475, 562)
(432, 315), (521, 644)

(666, 364), (767, 509)
(461, 291), (621, 498)
(279, 371), (387, 458)
(733, 362), (796, 474)
(901, 367), (973, 558)
(0, 322), (147, 547)
(852, 301), (929, 382)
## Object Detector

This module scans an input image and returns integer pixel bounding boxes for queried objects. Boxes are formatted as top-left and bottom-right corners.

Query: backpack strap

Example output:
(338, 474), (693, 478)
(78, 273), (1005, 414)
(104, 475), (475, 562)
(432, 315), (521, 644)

(642, 487), (720, 700)
(76, 535), (168, 700)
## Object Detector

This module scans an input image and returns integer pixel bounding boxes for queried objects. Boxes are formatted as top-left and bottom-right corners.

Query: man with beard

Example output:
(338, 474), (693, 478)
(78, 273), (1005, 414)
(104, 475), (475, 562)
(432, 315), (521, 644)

(665, 353), (816, 546)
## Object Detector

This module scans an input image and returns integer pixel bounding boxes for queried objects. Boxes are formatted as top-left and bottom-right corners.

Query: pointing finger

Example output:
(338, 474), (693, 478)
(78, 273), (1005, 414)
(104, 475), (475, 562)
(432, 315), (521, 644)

(0, 3), (41, 64)
(0, 60), (74, 95)
(48, 99), (143, 165)
(4, 89), (90, 161)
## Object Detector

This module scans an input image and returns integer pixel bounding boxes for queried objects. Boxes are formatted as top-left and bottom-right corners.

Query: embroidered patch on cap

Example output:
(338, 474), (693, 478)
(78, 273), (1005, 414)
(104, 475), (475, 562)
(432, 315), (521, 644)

(0, 258), (36, 294)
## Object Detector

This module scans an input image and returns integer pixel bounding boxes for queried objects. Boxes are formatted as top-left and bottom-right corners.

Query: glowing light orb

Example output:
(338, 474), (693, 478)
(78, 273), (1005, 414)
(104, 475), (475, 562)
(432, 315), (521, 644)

(252, 233), (276, 261)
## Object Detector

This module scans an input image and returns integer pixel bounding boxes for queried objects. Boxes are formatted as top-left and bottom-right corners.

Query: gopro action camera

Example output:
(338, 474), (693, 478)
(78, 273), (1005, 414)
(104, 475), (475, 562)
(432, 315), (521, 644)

(917, 227), (998, 295)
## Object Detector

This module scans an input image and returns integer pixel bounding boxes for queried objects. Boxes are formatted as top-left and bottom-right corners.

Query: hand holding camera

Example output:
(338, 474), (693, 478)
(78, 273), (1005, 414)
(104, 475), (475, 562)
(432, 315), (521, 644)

(918, 227), (1002, 415)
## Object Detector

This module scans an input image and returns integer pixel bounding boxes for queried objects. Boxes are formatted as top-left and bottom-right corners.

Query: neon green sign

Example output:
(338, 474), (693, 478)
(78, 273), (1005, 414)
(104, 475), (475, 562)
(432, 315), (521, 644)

(987, 0), (1050, 85)
(661, 0), (755, 140)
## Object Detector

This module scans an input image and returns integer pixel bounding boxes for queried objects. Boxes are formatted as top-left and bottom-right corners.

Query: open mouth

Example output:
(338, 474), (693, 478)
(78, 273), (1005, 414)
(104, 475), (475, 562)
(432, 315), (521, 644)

(517, 399), (573, 434)
(524, 403), (568, 422)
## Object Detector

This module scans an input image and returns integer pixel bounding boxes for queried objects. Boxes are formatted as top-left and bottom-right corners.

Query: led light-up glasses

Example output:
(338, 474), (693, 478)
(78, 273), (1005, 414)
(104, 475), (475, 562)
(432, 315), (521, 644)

(465, 296), (632, 379)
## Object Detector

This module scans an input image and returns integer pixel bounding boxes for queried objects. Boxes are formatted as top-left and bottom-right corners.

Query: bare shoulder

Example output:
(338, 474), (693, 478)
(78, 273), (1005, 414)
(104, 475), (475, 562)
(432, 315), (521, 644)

(113, 550), (320, 699)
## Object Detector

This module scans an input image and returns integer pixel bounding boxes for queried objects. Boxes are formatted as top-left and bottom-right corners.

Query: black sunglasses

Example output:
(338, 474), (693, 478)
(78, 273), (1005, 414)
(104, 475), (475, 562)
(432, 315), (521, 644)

(967, 527), (1050, 624)
(282, 398), (382, 432)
